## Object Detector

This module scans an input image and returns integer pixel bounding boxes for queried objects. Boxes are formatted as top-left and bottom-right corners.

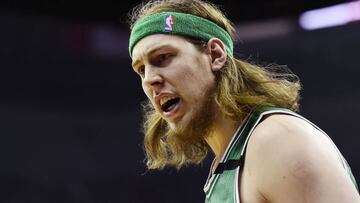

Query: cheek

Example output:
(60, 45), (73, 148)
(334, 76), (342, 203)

(142, 83), (152, 99)
(142, 85), (158, 110)
(181, 78), (211, 107)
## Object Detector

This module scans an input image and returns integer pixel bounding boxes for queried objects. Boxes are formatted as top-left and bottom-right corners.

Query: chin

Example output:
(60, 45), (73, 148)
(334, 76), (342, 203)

(167, 116), (190, 133)
(168, 121), (182, 132)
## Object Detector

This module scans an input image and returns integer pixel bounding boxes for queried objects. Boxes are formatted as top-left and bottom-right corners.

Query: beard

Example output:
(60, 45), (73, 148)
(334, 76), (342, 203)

(142, 85), (217, 168)
(165, 87), (216, 147)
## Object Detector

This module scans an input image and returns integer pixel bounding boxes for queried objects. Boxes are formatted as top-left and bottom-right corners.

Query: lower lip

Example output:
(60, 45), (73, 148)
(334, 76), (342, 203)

(163, 100), (181, 119)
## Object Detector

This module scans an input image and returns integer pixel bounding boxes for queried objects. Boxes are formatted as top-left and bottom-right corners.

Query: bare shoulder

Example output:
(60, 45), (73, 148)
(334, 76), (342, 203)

(248, 114), (328, 155)
(243, 114), (359, 203)
(246, 114), (328, 166)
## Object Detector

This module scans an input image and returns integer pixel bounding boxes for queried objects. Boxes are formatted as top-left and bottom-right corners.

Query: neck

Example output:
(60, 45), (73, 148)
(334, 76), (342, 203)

(205, 110), (240, 164)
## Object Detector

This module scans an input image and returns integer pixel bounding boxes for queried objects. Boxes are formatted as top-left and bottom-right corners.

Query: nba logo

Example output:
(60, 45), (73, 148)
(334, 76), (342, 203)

(164, 15), (174, 32)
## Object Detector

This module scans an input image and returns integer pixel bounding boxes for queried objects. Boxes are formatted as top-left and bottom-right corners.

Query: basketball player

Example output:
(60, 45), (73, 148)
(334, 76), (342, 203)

(128, 0), (359, 202)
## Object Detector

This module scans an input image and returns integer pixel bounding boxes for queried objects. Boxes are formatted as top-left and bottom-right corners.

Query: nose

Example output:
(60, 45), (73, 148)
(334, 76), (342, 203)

(142, 65), (164, 92)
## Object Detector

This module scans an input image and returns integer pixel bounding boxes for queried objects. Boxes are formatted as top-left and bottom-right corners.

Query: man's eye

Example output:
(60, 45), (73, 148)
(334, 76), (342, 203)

(158, 54), (170, 62)
(138, 65), (145, 76)
(149, 53), (175, 67)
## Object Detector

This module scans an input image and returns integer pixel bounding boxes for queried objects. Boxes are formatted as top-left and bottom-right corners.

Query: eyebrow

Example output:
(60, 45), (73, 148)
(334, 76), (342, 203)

(132, 44), (176, 68)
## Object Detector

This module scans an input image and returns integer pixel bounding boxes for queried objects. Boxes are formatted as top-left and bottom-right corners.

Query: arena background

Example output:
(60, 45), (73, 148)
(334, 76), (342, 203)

(0, 0), (359, 202)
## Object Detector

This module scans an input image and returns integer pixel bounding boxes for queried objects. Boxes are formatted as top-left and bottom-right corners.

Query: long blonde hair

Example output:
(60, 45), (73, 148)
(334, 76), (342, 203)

(129, 0), (301, 169)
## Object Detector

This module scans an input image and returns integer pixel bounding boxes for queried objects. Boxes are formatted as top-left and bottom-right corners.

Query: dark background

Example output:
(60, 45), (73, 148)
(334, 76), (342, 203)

(0, 0), (359, 202)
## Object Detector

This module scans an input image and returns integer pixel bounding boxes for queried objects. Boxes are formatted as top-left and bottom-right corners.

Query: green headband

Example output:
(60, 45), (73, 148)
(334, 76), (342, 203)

(129, 12), (233, 57)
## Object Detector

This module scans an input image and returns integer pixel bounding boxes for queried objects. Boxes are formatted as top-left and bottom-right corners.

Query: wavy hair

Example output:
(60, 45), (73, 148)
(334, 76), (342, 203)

(129, 0), (301, 169)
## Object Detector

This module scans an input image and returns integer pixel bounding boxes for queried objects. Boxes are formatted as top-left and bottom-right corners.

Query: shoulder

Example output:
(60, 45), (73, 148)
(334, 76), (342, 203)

(243, 114), (359, 202)
(247, 114), (323, 163)
(245, 114), (327, 178)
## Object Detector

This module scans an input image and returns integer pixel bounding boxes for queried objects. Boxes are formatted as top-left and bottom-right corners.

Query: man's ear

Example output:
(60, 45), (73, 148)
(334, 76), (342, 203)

(206, 38), (227, 72)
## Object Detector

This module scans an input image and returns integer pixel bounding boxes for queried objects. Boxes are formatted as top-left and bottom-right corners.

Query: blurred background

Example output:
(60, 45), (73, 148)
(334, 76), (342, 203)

(0, 0), (359, 202)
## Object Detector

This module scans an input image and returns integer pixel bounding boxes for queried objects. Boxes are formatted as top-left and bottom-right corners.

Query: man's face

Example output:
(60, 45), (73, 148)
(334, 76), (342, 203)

(132, 34), (217, 132)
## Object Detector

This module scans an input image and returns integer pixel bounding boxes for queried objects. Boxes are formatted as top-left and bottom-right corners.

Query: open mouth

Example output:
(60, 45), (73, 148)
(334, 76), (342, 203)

(160, 97), (180, 113)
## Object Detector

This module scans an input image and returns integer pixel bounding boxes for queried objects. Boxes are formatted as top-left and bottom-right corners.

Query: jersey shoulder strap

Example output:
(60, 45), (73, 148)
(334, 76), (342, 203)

(205, 105), (289, 203)
(219, 105), (292, 170)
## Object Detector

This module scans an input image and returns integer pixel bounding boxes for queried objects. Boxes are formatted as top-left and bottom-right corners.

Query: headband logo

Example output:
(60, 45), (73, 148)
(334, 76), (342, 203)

(164, 15), (174, 32)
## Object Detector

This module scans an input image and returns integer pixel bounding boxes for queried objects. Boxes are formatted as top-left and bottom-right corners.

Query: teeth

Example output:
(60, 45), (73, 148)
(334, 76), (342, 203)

(160, 96), (177, 107)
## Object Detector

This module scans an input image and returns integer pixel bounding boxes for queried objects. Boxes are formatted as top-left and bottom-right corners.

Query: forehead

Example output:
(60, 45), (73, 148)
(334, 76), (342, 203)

(132, 34), (189, 61)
